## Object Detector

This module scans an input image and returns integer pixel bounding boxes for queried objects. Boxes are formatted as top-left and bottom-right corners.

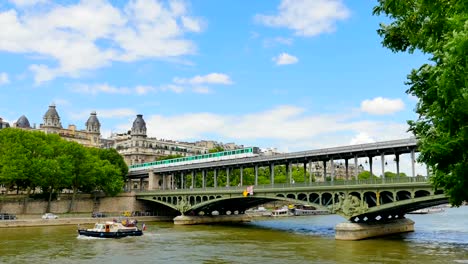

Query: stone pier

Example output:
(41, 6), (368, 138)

(173, 214), (252, 225)
(335, 218), (415, 240)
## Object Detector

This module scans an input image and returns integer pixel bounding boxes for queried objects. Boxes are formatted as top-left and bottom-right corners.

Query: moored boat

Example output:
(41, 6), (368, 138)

(292, 205), (330, 216)
(78, 221), (143, 238)
(408, 206), (445, 215)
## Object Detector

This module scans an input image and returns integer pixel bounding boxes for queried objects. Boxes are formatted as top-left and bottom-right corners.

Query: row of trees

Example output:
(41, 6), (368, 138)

(0, 128), (128, 212)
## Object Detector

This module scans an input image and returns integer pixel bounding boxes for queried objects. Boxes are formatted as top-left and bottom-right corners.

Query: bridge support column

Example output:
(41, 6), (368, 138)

(181, 172), (184, 189)
(308, 161), (313, 184)
(345, 159), (349, 180)
(369, 157), (373, 182)
(354, 155), (358, 180)
(323, 160), (327, 182)
(303, 162), (307, 183)
(202, 170), (206, 188)
(269, 163), (275, 185)
(214, 169), (218, 188)
(240, 166), (243, 187)
(395, 154), (400, 178)
(191, 171), (195, 189)
(148, 171), (157, 190)
(287, 162), (292, 184)
(254, 165), (258, 185)
(381, 153), (386, 182)
(226, 168), (230, 187)
(330, 158), (335, 182)
(335, 218), (414, 240)
(411, 149), (416, 178)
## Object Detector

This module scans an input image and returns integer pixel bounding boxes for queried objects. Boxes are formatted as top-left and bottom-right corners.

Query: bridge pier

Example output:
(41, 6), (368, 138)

(335, 218), (414, 240)
(173, 214), (252, 225)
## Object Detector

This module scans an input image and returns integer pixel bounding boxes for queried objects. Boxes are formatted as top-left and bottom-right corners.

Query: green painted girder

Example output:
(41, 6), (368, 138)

(136, 180), (446, 220)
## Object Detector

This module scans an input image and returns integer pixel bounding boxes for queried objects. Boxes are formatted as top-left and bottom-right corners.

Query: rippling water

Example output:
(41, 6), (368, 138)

(1, 207), (467, 264)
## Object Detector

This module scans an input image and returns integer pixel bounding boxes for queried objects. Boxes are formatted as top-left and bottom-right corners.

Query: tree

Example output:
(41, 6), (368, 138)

(374, 1), (468, 205)
(209, 146), (224, 153)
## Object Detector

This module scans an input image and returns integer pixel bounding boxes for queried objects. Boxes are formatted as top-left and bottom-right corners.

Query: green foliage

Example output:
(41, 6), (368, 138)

(208, 146), (224, 153)
(374, 0), (468, 205)
(0, 128), (126, 198)
(357, 171), (378, 180)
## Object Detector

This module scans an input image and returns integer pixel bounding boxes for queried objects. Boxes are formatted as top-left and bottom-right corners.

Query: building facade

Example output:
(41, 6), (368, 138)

(0, 117), (10, 129)
(12, 104), (102, 148)
(113, 114), (210, 166)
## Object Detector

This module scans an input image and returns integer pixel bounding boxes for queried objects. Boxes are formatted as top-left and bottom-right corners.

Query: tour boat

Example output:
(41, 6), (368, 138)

(78, 221), (144, 238)
(271, 206), (291, 217)
(292, 205), (329, 216)
(408, 206), (445, 214)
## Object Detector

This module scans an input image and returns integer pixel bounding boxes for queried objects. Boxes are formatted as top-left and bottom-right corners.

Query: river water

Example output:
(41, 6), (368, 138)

(1, 206), (467, 264)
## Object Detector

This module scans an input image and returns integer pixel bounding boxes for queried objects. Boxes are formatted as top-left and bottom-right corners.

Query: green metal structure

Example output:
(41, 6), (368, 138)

(135, 177), (447, 223)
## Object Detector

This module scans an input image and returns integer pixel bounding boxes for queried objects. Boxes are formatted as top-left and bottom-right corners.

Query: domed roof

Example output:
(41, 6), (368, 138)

(86, 111), (100, 126)
(42, 104), (62, 128)
(16, 115), (31, 128)
(86, 111), (101, 133)
(44, 104), (60, 120)
(131, 114), (147, 137)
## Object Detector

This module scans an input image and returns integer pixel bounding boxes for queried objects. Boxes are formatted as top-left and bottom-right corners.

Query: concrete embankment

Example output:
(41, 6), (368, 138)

(0, 216), (173, 228)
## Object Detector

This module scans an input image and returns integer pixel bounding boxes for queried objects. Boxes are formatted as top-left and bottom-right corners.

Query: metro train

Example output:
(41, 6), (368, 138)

(129, 147), (260, 171)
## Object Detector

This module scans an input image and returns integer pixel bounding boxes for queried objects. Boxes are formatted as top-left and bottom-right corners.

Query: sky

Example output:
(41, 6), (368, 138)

(0, 0), (429, 175)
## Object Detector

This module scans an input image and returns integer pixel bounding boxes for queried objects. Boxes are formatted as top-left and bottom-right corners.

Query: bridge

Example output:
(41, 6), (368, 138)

(129, 138), (448, 240)
(128, 138), (421, 191)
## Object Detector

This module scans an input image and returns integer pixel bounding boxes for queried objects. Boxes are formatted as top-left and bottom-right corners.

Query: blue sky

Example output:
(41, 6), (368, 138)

(0, 0), (429, 174)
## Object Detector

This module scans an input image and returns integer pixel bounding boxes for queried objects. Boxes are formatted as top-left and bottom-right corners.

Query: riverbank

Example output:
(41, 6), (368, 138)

(0, 215), (173, 228)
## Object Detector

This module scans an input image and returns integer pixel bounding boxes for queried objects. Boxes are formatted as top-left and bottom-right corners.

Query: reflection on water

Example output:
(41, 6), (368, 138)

(0, 207), (467, 264)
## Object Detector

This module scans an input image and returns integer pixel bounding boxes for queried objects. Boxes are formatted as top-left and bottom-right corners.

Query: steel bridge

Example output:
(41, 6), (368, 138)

(135, 177), (447, 223)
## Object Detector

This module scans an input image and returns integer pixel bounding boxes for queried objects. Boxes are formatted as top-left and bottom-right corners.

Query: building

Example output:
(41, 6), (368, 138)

(12, 104), (102, 148)
(113, 114), (210, 166)
(0, 117), (10, 129)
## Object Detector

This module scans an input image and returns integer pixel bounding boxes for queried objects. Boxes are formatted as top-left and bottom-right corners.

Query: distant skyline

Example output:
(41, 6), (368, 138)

(0, 0), (428, 175)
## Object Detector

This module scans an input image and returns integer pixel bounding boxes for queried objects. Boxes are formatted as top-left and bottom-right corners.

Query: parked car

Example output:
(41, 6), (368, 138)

(42, 213), (58, 219)
(0, 213), (16, 220)
(92, 212), (107, 218)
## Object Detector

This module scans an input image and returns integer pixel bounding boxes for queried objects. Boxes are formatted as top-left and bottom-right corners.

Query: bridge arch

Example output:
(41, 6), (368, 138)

(396, 190), (412, 201)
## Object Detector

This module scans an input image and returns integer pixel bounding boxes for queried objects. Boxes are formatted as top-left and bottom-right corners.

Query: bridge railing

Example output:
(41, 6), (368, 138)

(135, 176), (429, 193)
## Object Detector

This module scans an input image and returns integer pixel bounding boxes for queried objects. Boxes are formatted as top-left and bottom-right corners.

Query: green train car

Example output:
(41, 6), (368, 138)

(129, 147), (259, 171)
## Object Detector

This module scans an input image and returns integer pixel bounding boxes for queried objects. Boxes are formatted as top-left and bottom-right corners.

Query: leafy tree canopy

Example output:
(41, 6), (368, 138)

(209, 146), (225, 153)
(374, 0), (468, 205)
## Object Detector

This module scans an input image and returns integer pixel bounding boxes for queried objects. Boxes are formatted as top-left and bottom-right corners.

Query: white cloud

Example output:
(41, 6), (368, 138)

(71, 84), (131, 95)
(8, 0), (48, 7)
(174, 73), (233, 85)
(263, 37), (293, 47)
(139, 105), (412, 147)
(159, 84), (184, 93)
(70, 83), (184, 95)
(70, 108), (137, 120)
(192, 87), (212, 94)
(360, 97), (405, 115)
(0, 0), (203, 83)
(272, 52), (298, 65)
(255, 0), (350, 37)
(349, 132), (375, 145)
(0, 72), (9, 85)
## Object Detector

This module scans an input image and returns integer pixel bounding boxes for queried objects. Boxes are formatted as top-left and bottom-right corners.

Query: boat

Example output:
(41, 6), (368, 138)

(78, 221), (143, 238)
(408, 206), (445, 214)
(271, 206), (291, 217)
(245, 206), (272, 217)
(292, 205), (329, 216)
